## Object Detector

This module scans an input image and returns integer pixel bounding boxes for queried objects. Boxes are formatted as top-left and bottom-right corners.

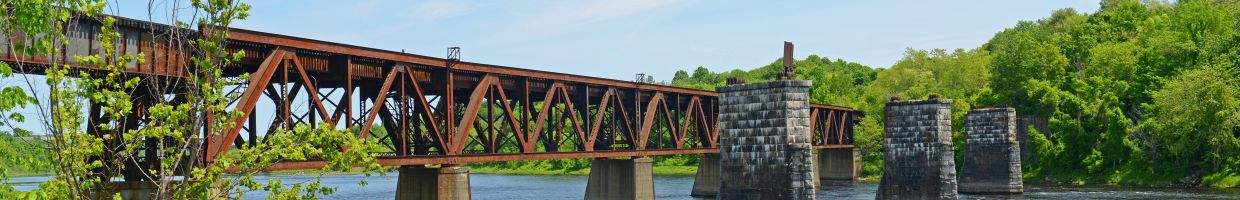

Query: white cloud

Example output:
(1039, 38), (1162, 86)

(405, 1), (474, 22)
(511, 0), (683, 38)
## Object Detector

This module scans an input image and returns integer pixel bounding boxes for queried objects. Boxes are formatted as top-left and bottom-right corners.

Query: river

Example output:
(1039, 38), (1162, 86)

(8, 174), (1240, 199)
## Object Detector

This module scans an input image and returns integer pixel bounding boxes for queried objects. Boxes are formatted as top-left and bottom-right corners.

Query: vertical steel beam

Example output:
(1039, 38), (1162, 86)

(398, 69), (410, 156)
(344, 57), (354, 128)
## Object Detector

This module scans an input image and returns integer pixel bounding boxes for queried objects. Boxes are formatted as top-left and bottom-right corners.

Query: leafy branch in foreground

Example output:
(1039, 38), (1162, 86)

(0, 0), (385, 199)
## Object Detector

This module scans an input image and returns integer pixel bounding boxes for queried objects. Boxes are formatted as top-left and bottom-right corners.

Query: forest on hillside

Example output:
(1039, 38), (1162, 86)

(670, 0), (1240, 187)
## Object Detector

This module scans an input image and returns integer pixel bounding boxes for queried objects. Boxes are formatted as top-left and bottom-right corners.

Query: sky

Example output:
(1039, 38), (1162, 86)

(3, 1), (1105, 133)
(109, 0), (1101, 82)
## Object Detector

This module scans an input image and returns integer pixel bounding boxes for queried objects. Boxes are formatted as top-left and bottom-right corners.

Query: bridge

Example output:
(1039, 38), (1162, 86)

(2, 16), (861, 199)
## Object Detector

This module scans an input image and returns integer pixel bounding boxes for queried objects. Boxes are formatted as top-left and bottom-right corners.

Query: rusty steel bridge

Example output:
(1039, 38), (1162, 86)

(0, 16), (859, 173)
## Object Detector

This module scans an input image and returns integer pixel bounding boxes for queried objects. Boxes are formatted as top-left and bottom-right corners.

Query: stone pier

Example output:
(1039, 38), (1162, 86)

(691, 154), (720, 197)
(960, 108), (1023, 194)
(396, 165), (471, 200)
(818, 148), (861, 181)
(92, 181), (158, 200)
(877, 98), (957, 200)
(717, 80), (816, 200)
(584, 157), (654, 200)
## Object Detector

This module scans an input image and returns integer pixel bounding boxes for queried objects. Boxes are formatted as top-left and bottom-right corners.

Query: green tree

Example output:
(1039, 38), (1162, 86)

(0, 0), (383, 199)
(1143, 66), (1240, 180)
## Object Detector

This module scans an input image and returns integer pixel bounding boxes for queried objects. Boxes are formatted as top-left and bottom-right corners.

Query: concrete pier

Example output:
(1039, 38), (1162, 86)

(960, 108), (1023, 194)
(877, 98), (957, 200)
(396, 165), (471, 200)
(691, 154), (720, 197)
(584, 157), (654, 200)
(818, 148), (861, 181)
(92, 181), (158, 200)
(717, 80), (816, 200)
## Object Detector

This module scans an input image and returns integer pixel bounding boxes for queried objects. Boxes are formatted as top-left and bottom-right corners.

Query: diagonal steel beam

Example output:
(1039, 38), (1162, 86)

(526, 82), (564, 153)
(286, 53), (334, 124)
(674, 96), (700, 148)
(555, 86), (589, 151)
(448, 75), (497, 154)
(358, 68), (400, 139)
(488, 81), (528, 152)
(402, 68), (446, 152)
(209, 49), (285, 160)
(587, 88), (615, 150)
(636, 92), (664, 150)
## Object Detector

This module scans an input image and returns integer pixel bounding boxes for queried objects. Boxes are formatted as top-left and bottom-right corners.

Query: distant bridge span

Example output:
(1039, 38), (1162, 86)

(0, 16), (859, 172)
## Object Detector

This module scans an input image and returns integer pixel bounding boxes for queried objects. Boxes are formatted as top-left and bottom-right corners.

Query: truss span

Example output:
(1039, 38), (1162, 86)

(0, 16), (860, 170)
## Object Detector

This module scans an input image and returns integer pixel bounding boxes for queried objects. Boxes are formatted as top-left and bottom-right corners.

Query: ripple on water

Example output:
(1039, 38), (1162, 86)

(9, 174), (1240, 200)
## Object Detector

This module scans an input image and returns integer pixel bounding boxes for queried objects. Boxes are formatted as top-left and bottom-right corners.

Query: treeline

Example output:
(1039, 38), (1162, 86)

(670, 0), (1240, 187)
(0, 134), (49, 176)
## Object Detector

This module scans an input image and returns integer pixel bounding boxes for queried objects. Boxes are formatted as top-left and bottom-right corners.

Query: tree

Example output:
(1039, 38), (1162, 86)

(0, 0), (382, 199)
(985, 21), (1070, 116)
(1143, 66), (1240, 174)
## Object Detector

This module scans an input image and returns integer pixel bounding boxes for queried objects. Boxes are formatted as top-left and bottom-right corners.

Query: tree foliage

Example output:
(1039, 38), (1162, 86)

(0, 0), (383, 199)
(670, 0), (1240, 186)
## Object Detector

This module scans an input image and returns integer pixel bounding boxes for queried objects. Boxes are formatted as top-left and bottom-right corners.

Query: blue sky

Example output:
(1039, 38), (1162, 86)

(3, 1), (1104, 133)
(110, 0), (1101, 81)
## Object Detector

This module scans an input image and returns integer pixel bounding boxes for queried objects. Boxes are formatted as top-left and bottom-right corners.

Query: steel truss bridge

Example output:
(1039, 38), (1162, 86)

(0, 16), (859, 176)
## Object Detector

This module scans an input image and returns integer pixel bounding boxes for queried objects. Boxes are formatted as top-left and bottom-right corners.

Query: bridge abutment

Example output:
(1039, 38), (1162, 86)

(877, 98), (957, 200)
(716, 80), (816, 200)
(396, 165), (471, 200)
(817, 148), (860, 181)
(584, 157), (654, 200)
(691, 154), (720, 197)
(960, 108), (1023, 194)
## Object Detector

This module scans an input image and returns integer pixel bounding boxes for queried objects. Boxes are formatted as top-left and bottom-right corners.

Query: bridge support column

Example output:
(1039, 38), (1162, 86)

(877, 97), (957, 200)
(717, 80), (816, 200)
(584, 157), (654, 200)
(396, 165), (470, 200)
(960, 108), (1023, 194)
(818, 148), (860, 181)
(92, 181), (158, 200)
(690, 154), (719, 197)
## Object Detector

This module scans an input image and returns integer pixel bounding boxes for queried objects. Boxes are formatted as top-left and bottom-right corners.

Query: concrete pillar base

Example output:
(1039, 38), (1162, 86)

(585, 157), (654, 200)
(92, 181), (159, 200)
(877, 99), (958, 200)
(716, 80), (817, 200)
(396, 165), (471, 200)
(690, 154), (720, 197)
(810, 150), (822, 188)
(818, 148), (860, 181)
(960, 108), (1024, 195)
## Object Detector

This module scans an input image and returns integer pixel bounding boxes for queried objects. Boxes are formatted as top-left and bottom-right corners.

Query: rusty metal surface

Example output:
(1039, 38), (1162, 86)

(781, 41), (795, 80)
(1, 16), (862, 170)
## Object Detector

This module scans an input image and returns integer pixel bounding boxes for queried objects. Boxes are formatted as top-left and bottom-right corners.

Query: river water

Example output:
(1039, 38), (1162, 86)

(8, 174), (1240, 199)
